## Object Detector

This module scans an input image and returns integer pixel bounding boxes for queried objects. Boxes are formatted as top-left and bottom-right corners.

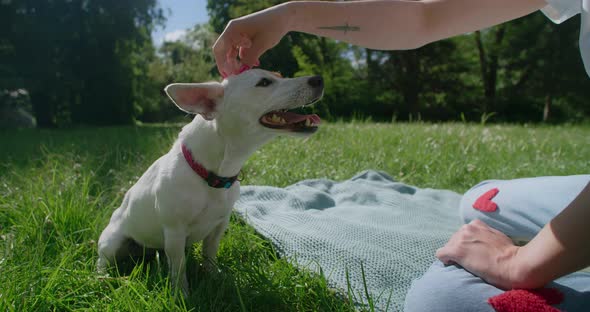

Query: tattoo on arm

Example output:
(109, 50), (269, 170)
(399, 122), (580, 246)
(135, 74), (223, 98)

(318, 22), (360, 34)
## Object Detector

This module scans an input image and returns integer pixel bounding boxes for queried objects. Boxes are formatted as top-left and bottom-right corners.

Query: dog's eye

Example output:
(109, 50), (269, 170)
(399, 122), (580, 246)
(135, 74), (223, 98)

(256, 78), (273, 87)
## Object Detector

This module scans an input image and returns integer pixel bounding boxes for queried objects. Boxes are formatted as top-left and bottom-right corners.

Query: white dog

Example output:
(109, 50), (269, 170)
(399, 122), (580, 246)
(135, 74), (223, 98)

(97, 69), (323, 295)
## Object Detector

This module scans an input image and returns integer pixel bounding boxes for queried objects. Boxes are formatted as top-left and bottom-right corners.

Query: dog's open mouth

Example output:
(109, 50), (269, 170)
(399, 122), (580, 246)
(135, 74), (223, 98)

(259, 107), (321, 133)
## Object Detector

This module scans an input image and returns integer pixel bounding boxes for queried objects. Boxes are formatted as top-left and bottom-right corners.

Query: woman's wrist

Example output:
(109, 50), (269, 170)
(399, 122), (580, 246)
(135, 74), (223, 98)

(508, 244), (550, 289)
(507, 246), (531, 289)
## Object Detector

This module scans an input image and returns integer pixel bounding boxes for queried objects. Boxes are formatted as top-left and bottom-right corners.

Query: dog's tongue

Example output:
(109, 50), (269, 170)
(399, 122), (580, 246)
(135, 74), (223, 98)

(275, 111), (321, 124)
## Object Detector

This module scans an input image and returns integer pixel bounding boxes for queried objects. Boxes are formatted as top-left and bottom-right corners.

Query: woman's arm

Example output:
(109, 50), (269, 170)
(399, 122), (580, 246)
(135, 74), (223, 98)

(213, 0), (547, 75)
(436, 182), (590, 290)
(510, 181), (590, 288)
(287, 0), (547, 50)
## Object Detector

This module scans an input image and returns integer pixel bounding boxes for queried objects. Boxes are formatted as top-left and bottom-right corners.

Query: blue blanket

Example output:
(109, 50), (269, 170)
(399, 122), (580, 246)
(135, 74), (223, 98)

(235, 170), (462, 311)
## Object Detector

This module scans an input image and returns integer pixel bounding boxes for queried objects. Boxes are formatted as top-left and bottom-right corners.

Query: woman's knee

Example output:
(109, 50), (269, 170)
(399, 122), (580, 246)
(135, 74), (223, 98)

(459, 176), (590, 239)
(459, 180), (500, 223)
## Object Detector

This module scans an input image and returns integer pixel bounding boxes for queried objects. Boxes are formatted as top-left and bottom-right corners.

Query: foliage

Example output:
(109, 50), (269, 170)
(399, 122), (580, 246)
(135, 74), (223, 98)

(205, 1), (590, 123)
(0, 0), (164, 127)
(2, 1), (590, 127)
(142, 24), (217, 122)
(497, 13), (590, 122)
(364, 36), (478, 122)
(1, 123), (589, 310)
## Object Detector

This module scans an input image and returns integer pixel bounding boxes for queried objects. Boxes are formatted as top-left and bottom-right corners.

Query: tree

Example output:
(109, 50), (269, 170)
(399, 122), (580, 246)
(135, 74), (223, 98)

(141, 24), (217, 122)
(474, 12), (590, 122)
(364, 36), (474, 121)
(4, 0), (164, 127)
(499, 12), (590, 122)
(474, 25), (506, 114)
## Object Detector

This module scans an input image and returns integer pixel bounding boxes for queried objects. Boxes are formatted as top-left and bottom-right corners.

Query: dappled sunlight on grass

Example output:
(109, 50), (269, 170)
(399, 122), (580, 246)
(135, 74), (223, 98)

(244, 122), (589, 192)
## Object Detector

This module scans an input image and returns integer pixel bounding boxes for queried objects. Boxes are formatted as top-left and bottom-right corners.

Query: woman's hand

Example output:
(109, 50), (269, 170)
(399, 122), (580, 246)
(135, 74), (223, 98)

(212, 3), (291, 77)
(436, 219), (521, 290)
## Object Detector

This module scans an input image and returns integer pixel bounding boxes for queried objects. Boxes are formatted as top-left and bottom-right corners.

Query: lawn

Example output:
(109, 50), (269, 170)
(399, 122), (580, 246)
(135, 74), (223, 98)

(1, 122), (589, 311)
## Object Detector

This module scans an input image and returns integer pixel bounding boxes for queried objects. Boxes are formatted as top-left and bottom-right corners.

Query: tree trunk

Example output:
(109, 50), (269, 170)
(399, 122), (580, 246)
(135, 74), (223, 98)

(400, 50), (420, 119)
(366, 48), (375, 83)
(474, 26), (506, 113)
(543, 94), (551, 122)
(30, 90), (56, 128)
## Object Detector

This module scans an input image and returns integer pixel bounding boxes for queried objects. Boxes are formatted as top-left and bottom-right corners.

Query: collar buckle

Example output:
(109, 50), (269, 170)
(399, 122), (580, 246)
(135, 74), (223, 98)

(207, 174), (235, 189)
(183, 144), (238, 189)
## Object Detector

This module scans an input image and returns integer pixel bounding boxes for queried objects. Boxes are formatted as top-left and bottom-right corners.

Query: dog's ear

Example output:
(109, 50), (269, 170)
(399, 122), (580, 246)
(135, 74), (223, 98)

(164, 82), (224, 120)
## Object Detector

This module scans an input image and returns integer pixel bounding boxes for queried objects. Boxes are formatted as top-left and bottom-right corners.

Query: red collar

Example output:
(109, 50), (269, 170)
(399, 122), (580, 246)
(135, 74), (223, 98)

(181, 144), (239, 189)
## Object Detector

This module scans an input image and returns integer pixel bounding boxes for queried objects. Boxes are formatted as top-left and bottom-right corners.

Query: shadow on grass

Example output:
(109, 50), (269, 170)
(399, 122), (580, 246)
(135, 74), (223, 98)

(0, 125), (183, 200)
(0, 125), (181, 170)
(98, 214), (357, 312)
(102, 247), (289, 312)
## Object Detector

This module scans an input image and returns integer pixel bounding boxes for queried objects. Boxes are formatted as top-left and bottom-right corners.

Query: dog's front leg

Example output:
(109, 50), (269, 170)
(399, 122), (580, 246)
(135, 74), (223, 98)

(202, 220), (229, 272)
(164, 227), (189, 297)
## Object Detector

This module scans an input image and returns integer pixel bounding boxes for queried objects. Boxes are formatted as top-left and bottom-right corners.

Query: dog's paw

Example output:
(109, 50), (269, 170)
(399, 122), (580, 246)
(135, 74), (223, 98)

(96, 258), (109, 275)
(170, 274), (190, 298)
(202, 259), (220, 274)
(180, 283), (190, 298)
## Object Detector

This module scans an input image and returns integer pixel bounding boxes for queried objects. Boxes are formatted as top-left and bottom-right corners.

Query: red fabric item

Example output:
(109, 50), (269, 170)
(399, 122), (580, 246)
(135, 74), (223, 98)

(488, 288), (564, 312)
(238, 64), (251, 74)
(473, 188), (500, 212)
(221, 64), (252, 78)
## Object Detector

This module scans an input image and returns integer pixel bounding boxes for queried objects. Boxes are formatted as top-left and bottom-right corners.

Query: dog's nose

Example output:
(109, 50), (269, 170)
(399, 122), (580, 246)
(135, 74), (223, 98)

(308, 76), (323, 88)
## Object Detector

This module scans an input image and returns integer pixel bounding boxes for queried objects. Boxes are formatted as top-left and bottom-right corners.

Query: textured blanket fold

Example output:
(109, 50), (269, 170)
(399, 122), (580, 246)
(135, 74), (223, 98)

(234, 170), (462, 311)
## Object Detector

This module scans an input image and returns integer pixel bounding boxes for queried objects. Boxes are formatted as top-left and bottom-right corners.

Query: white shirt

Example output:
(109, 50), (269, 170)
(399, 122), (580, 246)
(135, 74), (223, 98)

(542, 0), (590, 77)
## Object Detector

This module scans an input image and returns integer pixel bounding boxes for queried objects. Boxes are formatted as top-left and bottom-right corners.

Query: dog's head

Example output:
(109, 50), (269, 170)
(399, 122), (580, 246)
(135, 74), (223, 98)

(164, 69), (323, 138)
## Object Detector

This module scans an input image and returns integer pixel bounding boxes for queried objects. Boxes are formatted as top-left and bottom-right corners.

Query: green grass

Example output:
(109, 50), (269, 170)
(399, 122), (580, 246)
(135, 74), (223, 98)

(1, 122), (589, 311)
